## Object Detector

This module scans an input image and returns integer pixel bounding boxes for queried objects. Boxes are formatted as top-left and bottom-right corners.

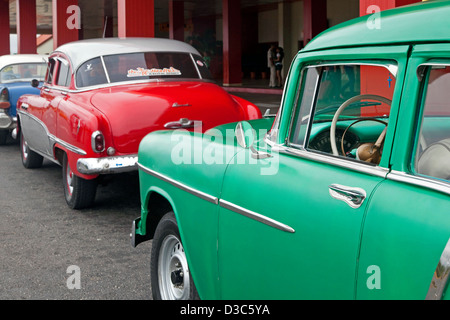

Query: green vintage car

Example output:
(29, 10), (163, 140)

(132, 1), (450, 300)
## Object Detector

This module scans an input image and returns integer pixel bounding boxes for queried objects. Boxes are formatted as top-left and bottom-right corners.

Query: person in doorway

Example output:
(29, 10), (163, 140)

(267, 44), (276, 88)
(274, 46), (284, 87)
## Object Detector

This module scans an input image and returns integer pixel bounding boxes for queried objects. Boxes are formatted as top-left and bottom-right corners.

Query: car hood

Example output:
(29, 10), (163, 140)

(90, 81), (248, 154)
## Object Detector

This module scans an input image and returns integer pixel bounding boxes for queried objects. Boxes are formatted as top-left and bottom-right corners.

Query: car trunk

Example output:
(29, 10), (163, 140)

(90, 81), (246, 154)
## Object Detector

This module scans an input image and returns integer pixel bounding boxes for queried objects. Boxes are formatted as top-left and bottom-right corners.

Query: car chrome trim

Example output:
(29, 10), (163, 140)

(273, 144), (389, 178)
(426, 237), (450, 300)
(137, 162), (219, 205)
(78, 155), (138, 174)
(219, 199), (295, 233)
(329, 184), (366, 209)
(18, 109), (87, 156)
(388, 170), (450, 196)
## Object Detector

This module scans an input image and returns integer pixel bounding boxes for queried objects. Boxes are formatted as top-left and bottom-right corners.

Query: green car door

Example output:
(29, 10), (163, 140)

(217, 48), (408, 299)
(357, 44), (450, 300)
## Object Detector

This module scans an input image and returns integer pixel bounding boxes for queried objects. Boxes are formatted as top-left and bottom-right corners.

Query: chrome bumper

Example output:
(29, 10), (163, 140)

(130, 217), (151, 248)
(0, 113), (16, 130)
(77, 154), (138, 175)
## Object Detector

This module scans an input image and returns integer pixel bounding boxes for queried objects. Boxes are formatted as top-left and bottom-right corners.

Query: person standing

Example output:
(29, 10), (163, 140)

(274, 47), (284, 87)
(267, 44), (276, 88)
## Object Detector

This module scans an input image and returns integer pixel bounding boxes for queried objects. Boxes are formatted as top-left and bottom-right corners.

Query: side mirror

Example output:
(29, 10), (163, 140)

(235, 121), (271, 159)
(235, 121), (254, 149)
(31, 79), (40, 88)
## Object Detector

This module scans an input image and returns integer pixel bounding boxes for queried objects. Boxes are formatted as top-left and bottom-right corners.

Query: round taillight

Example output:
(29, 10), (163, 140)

(91, 131), (105, 153)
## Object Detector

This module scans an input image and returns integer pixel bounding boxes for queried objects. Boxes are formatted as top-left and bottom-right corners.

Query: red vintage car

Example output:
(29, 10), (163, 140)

(17, 38), (261, 209)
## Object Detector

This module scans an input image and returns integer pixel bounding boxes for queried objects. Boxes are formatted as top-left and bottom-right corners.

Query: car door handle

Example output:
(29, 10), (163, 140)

(164, 118), (201, 129)
(328, 184), (366, 209)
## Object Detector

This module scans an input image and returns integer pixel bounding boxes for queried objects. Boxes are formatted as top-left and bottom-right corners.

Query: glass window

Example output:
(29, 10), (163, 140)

(56, 59), (71, 87)
(289, 63), (396, 165)
(46, 58), (56, 84)
(76, 57), (108, 88)
(0, 63), (47, 83)
(76, 52), (213, 88)
(414, 66), (450, 181)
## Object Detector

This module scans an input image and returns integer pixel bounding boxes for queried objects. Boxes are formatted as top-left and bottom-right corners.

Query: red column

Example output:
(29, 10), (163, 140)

(303, 0), (327, 47)
(0, 0), (10, 55)
(222, 0), (242, 86)
(118, 0), (154, 38)
(53, 0), (79, 50)
(16, 0), (37, 54)
(359, 0), (421, 116)
(360, 0), (421, 16)
(169, 0), (184, 41)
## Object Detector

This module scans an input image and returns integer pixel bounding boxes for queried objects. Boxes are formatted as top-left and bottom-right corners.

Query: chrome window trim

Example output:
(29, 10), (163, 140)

(388, 170), (450, 196)
(68, 77), (216, 93)
(272, 144), (389, 178)
(219, 199), (295, 233)
(137, 162), (219, 205)
(100, 56), (111, 84)
(189, 53), (202, 79)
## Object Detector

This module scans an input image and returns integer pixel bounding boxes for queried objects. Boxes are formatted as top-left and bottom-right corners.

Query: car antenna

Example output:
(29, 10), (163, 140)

(103, 16), (108, 38)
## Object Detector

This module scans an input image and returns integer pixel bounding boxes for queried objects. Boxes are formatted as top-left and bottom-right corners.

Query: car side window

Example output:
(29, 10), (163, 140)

(289, 63), (396, 165)
(46, 58), (56, 84)
(56, 59), (71, 87)
(414, 65), (450, 181)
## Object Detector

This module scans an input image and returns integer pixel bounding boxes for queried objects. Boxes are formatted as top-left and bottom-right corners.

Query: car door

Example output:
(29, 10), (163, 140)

(217, 48), (408, 299)
(20, 57), (56, 156)
(356, 44), (450, 300)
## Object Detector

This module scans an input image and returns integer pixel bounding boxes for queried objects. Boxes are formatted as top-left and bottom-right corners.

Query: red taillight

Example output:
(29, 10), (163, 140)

(1, 88), (8, 101)
(0, 101), (10, 109)
(91, 131), (105, 153)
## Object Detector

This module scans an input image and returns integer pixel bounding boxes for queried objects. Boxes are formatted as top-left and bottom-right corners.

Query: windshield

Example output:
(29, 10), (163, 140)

(76, 52), (212, 88)
(0, 63), (47, 83)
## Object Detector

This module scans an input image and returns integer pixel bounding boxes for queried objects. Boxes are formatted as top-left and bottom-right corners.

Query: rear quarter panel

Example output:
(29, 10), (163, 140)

(138, 129), (241, 299)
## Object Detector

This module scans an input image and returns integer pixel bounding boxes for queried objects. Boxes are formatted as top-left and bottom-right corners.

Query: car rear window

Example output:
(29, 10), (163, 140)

(76, 52), (212, 88)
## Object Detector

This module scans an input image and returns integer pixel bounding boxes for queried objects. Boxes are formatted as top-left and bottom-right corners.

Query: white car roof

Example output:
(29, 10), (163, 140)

(0, 54), (48, 70)
(54, 37), (202, 70)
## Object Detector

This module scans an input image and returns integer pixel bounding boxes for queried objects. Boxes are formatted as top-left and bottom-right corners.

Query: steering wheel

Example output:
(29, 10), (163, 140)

(330, 94), (392, 164)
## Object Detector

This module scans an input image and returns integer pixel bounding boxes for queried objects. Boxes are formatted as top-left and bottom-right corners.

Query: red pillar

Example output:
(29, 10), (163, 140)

(53, 0), (79, 50)
(16, 0), (37, 54)
(169, 0), (184, 41)
(118, 0), (154, 38)
(222, 0), (242, 86)
(0, 0), (10, 55)
(359, 0), (421, 116)
(360, 0), (421, 16)
(303, 0), (327, 47)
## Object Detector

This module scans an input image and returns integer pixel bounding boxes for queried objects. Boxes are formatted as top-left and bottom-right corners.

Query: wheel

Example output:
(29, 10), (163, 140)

(0, 130), (7, 145)
(20, 130), (43, 168)
(151, 212), (199, 300)
(62, 153), (97, 209)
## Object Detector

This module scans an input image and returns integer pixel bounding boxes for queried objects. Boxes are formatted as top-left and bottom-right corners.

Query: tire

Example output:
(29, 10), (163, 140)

(151, 211), (199, 300)
(20, 131), (43, 168)
(0, 130), (7, 145)
(62, 153), (97, 209)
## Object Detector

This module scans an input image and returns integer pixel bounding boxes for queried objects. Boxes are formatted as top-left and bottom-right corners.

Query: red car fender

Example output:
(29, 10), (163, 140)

(231, 95), (262, 120)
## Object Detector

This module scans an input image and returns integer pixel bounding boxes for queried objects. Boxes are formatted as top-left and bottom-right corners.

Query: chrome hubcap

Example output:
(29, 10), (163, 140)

(158, 235), (190, 300)
(22, 138), (28, 160)
(66, 163), (74, 196)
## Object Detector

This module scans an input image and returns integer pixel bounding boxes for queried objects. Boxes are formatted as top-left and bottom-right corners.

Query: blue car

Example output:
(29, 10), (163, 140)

(0, 54), (47, 144)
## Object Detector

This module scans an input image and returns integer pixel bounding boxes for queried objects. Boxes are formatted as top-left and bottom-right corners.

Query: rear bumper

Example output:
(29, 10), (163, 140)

(77, 154), (138, 175)
(0, 113), (16, 130)
(130, 217), (151, 248)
